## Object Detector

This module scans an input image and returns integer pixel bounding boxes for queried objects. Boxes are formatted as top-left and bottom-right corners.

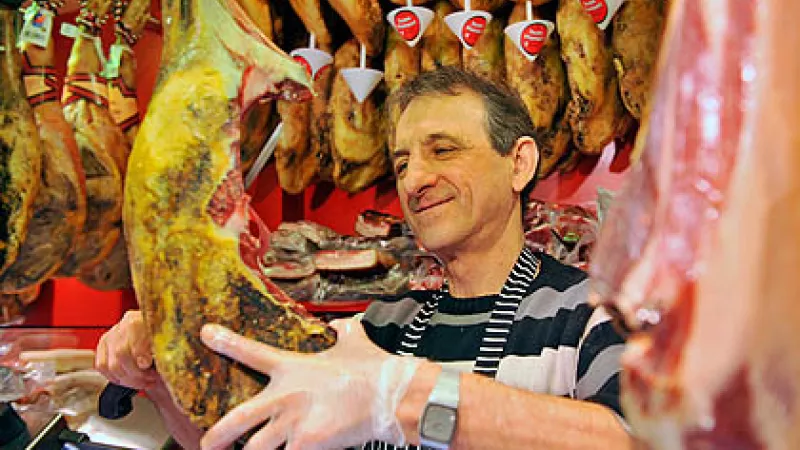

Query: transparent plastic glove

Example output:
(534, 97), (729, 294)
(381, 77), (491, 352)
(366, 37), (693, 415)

(200, 318), (421, 450)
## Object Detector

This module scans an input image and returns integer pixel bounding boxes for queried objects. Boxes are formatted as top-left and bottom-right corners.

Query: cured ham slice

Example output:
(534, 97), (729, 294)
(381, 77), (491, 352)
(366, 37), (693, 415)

(124, 0), (335, 428)
(1, 4), (87, 292)
(0, 10), (42, 279)
(58, 0), (126, 276)
(590, 0), (800, 448)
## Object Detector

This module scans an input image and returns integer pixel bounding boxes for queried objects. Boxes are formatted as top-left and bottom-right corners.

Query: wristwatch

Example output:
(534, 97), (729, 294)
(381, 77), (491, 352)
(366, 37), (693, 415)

(419, 368), (460, 449)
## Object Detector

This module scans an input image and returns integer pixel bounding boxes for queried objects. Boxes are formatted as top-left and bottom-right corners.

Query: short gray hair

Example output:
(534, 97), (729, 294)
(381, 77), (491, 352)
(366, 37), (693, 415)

(388, 66), (540, 210)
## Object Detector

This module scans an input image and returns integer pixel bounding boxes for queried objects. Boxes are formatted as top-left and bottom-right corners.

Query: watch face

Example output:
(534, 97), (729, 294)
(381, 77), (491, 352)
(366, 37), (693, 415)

(421, 404), (457, 442)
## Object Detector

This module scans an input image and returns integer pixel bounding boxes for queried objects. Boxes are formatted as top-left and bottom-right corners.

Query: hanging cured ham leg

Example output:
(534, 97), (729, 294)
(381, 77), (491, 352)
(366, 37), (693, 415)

(58, 0), (126, 276)
(591, 0), (800, 448)
(1, 2), (87, 293)
(79, 0), (152, 291)
(0, 9), (42, 279)
(124, 0), (335, 428)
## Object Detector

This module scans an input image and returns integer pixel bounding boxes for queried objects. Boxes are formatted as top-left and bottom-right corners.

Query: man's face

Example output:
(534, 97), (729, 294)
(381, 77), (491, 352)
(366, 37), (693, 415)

(391, 91), (518, 257)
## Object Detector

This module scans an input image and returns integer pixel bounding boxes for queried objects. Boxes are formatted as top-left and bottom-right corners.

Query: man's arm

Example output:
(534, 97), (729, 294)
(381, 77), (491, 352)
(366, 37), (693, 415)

(398, 361), (634, 450)
(145, 380), (204, 450)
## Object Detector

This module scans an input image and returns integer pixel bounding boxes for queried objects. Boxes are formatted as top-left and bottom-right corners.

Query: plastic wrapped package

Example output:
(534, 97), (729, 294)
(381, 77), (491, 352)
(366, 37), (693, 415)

(589, 0), (800, 448)
(0, 330), (104, 431)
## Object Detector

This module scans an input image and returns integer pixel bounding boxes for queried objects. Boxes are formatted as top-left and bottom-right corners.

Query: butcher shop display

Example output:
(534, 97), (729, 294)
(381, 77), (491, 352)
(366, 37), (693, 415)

(123, 0), (335, 428)
(263, 218), (420, 302)
(591, 0), (800, 448)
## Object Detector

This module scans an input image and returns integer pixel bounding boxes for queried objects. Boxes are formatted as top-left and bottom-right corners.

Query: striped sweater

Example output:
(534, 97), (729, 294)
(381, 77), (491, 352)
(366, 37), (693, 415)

(360, 250), (626, 449)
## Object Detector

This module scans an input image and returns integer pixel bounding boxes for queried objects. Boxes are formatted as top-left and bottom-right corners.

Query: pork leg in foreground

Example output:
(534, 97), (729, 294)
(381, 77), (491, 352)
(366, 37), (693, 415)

(590, 0), (800, 448)
(124, 0), (335, 428)
(0, 9), (42, 278)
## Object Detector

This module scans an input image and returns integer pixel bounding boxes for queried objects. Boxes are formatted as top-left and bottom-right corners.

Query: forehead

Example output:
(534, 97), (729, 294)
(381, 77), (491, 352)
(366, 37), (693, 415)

(393, 91), (487, 146)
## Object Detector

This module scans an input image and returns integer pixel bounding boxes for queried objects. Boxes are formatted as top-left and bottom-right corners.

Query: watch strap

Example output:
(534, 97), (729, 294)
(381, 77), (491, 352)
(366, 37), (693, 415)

(419, 368), (461, 449)
(428, 368), (460, 409)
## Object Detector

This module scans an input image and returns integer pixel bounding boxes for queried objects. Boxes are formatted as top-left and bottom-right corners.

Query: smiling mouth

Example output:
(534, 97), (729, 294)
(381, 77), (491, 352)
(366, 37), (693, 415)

(412, 197), (452, 214)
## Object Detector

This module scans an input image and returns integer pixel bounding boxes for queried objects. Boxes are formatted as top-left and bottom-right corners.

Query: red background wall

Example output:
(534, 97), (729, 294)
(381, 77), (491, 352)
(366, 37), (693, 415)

(16, 4), (631, 347)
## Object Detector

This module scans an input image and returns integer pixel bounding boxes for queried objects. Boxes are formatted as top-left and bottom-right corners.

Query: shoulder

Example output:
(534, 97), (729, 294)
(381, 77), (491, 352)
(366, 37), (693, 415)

(516, 253), (590, 322)
(360, 290), (432, 353)
(361, 290), (430, 327)
(534, 252), (589, 292)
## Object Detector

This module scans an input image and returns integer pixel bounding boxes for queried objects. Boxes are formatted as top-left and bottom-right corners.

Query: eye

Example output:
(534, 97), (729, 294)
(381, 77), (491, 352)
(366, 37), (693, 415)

(434, 147), (456, 156)
(394, 161), (408, 176)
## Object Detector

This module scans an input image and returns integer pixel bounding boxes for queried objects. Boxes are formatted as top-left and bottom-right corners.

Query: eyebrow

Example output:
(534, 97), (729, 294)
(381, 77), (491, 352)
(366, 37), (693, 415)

(391, 132), (467, 161)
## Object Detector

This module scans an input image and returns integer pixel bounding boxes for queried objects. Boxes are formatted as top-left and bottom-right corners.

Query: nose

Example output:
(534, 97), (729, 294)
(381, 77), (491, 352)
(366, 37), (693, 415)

(400, 154), (438, 197)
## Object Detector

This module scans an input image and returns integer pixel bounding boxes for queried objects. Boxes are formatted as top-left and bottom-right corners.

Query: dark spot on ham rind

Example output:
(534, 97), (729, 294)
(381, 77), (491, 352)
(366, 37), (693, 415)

(231, 276), (335, 353)
(79, 146), (110, 178)
(0, 138), (19, 268)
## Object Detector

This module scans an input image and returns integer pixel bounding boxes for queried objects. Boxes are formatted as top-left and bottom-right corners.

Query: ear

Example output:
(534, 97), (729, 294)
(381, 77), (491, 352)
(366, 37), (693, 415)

(510, 136), (539, 194)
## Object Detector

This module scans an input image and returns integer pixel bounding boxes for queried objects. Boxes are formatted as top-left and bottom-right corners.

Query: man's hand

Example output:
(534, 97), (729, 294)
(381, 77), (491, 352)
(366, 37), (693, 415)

(200, 318), (421, 450)
(95, 310), (159, 389)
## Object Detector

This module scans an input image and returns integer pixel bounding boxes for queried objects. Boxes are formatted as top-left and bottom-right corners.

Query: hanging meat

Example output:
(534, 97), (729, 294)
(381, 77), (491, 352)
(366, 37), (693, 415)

(590, 0), (800, 448)
(611, 0), (667, 120)
(327, 0), (384, 55)
(288, 0), (332, 48)
(0, 4), (86, 292)
(79, 0), (152, 291)
(0, 9), (42, 279)
(236, 0), (276, 174)
(557, 0), (630, 154)
(328, 39), (389, 193)
(58, 0), (126, 277)
(504, 2), (571, 178)
(309, 47), (335, 183)
(124, 0), (336, 428)
(385, 24), (421, 95)
(421, 0), (461, 72)
(449, 0), (505, 12)
(0, 284), (40, 326)
(274, 92), (314, 194)
(463, 11), (505, 83)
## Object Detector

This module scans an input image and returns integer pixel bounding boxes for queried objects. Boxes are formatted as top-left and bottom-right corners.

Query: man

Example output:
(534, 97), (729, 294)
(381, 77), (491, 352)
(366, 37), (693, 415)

(96, 67), (631, 449)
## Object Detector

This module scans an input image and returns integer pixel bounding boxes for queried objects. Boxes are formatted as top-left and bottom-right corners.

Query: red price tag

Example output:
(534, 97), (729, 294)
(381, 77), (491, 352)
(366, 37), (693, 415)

(580, 0), (609, 24)
(394, 10), (421, 42)
(520, 22), (548, 56)
(461, 15), (487, 47)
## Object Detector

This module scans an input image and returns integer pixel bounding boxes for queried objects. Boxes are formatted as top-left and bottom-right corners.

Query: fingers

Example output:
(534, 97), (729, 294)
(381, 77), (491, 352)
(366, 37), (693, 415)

(95, 310), (157, 389)
(243, 413), (292, 450)
(201, 394), (284, 450)
(201, 324), (290, 373)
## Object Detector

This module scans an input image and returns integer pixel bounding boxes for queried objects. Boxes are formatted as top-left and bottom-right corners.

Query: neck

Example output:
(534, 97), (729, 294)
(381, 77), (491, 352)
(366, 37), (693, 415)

(439, 214), (526, 299)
